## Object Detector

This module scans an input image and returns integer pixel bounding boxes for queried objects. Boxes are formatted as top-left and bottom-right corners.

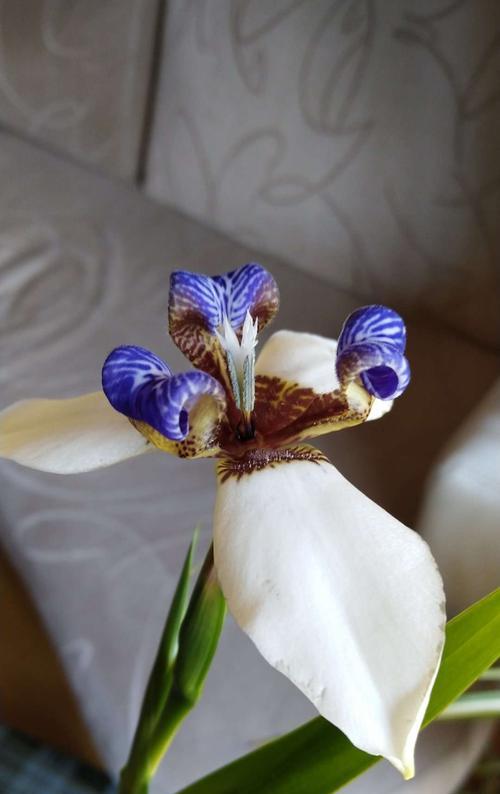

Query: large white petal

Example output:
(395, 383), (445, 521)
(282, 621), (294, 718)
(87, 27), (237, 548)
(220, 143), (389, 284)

(213, 453), (445, 778)
(256, 329), (391, 420)
(0, 392), (153, 474)
(419, 378), (500, 614)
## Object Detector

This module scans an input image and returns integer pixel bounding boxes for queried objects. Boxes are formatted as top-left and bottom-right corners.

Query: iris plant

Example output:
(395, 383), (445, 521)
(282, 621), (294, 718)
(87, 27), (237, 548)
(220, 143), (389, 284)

(0, 263), (445, 780)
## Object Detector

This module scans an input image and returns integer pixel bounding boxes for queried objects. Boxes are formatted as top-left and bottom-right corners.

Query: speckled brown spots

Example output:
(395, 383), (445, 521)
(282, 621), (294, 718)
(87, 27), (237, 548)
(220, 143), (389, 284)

(253, 375), (316, 434)
(217, 445), (329, 483)
(131, 376), (370, 461)
(130, 410), (223, 459)
(169, 308), (227, 384)
(265, 387), (369, 445)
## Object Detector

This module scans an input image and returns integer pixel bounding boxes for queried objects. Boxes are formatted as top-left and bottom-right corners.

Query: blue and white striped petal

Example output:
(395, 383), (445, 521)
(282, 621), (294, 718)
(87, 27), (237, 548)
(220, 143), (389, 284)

(169, 272), (222, 334)
(102, 345), (225, 444)
(102, 345), (173, 416)
(212, 263), (279, 331)
(169, 263), (279, 375)
(336, 306), (410, 400)
(338, 305), (407, 353)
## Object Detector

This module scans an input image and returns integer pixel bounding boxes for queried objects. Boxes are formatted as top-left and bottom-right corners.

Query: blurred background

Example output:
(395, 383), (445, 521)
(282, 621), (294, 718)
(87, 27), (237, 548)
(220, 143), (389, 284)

(0, 2), (498, 793)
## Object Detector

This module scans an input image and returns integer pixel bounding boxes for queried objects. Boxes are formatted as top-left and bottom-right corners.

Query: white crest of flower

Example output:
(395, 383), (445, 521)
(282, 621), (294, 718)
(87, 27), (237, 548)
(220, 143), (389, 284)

(216, 311), (258, 413)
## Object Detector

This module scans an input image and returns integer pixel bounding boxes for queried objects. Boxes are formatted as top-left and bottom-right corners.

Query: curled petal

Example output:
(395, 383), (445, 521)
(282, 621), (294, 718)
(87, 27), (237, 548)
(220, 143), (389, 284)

(102, 346), (226, 449)
(170, 263), (279, 334)
(336, 340), (410, 399)
(169, 263), (279, 373)
(0, 392), (152, 474)
(169, 271), (222, 333)
(212, 263), (279, 331)
(337, 305), (410, 399)
(102, 344), (172, 416)
(338, 304), (407, 353)
(214, 450), (445, 778)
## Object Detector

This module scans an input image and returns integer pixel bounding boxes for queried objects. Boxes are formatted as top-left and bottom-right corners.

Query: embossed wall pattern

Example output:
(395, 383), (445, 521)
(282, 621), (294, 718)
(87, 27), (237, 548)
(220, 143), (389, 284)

(0, 0), (159, 179)
(146, 0), (500, 346)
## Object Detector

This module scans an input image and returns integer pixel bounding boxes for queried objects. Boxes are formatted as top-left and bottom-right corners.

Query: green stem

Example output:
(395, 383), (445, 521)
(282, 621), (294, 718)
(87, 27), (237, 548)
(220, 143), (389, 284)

(119, 767), (149, 794)
(147, 546), (226, 774)
(119, 689), (195, 793)
(147, 687), (197, 776)
(119, 543), (225, 794)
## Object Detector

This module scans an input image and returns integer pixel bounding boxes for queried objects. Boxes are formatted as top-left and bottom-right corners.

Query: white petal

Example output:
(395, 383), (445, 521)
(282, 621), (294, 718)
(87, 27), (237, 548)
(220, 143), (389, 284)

(256, 330), (340, 393)
(367, 397), (394, 421)
(418, 378), (500, 614)
(0, 392), (153, 474)
(213, 454), (445, 778)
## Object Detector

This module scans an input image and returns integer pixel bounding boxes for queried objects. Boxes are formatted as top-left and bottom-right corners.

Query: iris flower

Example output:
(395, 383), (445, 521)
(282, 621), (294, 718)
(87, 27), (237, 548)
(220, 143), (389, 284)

(0, 263), (445, 779)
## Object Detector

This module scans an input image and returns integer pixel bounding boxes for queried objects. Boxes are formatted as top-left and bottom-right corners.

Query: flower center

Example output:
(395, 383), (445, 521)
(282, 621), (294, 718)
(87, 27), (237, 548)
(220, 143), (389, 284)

(216, 311), (258, 437)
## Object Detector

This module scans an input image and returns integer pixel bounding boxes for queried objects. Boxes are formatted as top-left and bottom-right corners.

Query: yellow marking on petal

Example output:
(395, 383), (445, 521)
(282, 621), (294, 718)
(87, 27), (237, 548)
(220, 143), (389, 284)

(254, 330), (391, 442)
(132, 394), (225, 459)
(403, 764), (415, 781)
(252, 375), (373, 446)
(253, 375), (317, 434)
(269, 381), (373, 445)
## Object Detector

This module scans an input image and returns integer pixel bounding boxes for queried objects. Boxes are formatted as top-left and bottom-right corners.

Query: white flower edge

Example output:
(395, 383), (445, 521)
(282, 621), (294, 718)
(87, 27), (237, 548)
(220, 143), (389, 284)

(256, 329), (393, 420)
(0, 391), (154, 474)
(213, 456), (445, 778)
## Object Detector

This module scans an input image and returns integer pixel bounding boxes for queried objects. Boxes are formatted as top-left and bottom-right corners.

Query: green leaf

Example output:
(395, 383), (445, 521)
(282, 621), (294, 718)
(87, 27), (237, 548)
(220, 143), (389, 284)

(177, 587), (500, 794)
(425, 586), (500, 721)
(146, 544), (227, 776)
(120, 530), (199, 794)
(120, 534), (227, 794)
(439, 690), (500, 720)
(173, 544), (227, 705)
(142, 528), (200, 729)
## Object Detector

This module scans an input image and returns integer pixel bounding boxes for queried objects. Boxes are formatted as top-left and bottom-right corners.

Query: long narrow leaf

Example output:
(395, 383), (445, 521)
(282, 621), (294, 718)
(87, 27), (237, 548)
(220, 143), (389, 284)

(177, 587), (500, 794)
(120, 530), (199, 794)
(143, 528), (200, 727)
(424, 587), (500, 721)
(146, 544), (227, 776)
(439, 691), (500, 720)
(173, 544), (227, 705)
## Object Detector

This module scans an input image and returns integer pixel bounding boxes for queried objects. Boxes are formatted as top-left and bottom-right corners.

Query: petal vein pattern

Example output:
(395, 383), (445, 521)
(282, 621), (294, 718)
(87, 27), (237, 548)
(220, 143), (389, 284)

(213, 453), (445, 778)
(169, 263), (279, 375)
(212, 263), (279, 331)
